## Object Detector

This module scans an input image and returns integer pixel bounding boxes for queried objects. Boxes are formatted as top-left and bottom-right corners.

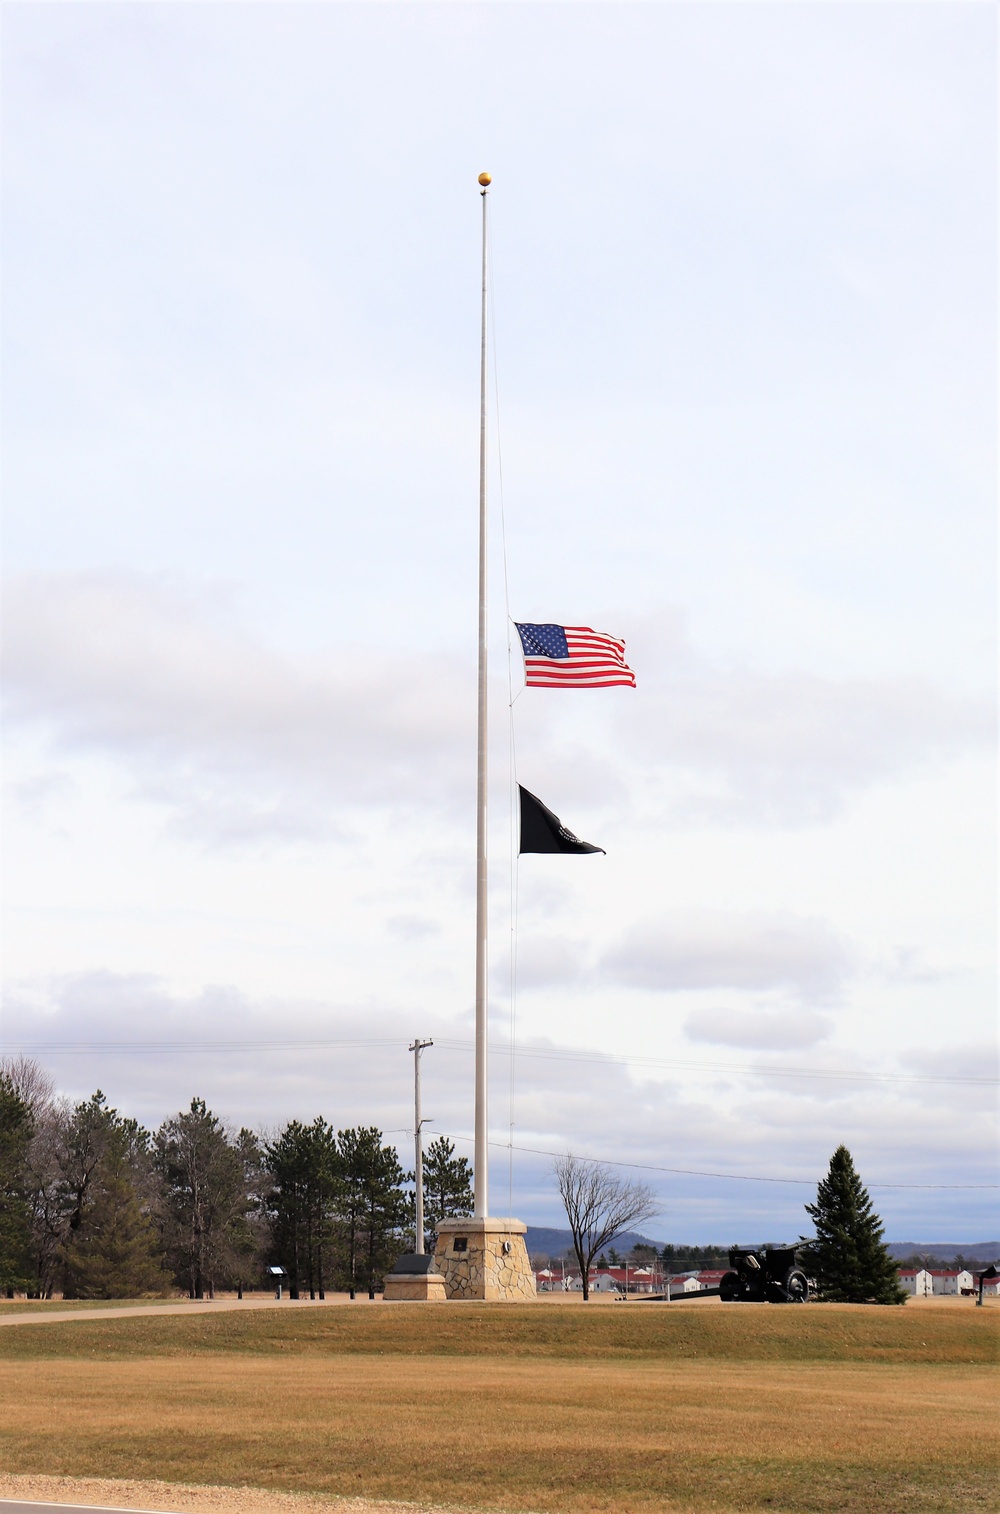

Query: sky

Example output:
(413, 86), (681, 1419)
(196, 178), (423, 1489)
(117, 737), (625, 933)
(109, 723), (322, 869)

(2, 1), (996, 1243)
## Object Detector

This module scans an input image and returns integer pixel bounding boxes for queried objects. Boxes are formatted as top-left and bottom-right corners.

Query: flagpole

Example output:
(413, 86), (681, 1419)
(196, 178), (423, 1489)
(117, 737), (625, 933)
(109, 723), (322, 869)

(474, 171), (491, 1220)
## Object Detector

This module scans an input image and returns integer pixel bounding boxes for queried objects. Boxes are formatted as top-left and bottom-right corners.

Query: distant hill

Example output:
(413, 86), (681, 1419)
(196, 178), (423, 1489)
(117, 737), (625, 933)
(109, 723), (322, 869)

(885, 1241), (1000, 1263)
(525, 1228), (1000, 1264)
(525, 1226), (665, 1257)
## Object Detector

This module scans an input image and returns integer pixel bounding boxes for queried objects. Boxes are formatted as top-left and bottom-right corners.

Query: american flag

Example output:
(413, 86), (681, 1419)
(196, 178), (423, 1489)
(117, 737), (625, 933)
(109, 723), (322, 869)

(514, 623), (636, 689)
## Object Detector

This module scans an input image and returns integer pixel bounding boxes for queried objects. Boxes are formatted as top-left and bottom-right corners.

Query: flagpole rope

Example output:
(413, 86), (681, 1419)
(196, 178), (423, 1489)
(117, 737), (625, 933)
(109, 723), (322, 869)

(486, 197), (520, 1220)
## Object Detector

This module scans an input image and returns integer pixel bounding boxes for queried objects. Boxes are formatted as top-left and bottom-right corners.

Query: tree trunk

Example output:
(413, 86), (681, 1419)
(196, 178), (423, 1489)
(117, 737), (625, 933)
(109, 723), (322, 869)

(367, 1208), (377, 1298)
(575, 1244), (591, 1301)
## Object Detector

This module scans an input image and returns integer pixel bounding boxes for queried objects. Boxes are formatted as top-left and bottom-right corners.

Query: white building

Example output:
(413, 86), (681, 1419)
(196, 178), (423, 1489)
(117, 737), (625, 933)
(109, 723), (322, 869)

(897, 1268), (933, 1296)
(928, 1269), (974, 1296)
(666, 1275), (701, 1294)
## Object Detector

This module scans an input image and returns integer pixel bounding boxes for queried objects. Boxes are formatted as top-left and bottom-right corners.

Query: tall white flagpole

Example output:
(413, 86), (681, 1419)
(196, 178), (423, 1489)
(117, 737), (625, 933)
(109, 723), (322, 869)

(474, 171), (491, 1219)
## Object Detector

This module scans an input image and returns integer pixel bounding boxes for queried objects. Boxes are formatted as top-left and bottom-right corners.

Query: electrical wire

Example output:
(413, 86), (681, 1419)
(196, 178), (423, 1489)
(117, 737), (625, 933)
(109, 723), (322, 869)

(8, 1035), (993, 1088)
(434, 1131), (998, 1191)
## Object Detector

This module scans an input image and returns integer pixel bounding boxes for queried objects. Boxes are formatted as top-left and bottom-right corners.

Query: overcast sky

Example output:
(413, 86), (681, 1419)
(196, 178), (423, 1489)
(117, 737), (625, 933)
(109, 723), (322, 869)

(3, 2), (996, 1242)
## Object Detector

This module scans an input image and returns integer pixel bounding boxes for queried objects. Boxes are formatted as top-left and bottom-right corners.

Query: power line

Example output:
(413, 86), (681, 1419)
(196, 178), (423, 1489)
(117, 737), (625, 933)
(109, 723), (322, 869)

(7, 1042), (989, 1191)
(437, 1132), (999, 1192)
(5, 1035), (994, 1088)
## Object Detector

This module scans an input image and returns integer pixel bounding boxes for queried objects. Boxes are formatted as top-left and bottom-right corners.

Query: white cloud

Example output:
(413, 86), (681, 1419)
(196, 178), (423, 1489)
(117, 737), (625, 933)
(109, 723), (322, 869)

(612, 613), (995, 825)
(5, 574), (990, 847)
(602, 910), (854, 999)
(683, 1005), (834, 1051)
(3, 570), (473, 834)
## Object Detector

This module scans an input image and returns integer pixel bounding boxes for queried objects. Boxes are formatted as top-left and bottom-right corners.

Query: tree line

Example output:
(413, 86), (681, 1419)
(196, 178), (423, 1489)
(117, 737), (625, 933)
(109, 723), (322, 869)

(2, 1058), (911, 1307)
(0, 1059), (473, 1300)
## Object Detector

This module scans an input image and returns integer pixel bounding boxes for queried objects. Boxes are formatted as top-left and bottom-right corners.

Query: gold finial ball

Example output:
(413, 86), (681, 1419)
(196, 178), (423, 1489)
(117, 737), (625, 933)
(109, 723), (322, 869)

(478, 172), (492, 186)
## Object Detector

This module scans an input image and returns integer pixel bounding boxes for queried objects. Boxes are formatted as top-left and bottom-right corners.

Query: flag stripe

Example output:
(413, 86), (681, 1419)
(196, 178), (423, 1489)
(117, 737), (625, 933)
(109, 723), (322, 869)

(523, 679), (635, 689)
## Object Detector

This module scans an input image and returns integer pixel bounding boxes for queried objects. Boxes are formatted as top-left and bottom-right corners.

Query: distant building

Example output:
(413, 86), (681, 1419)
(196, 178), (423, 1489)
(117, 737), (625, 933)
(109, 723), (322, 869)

(666, 1274), (701, 1294)
(897, 1268), (933, 1296)
(692, 1270), (727, 1289)
(926, 1269), (974, 1296)
(537, 1266), (664, 1294)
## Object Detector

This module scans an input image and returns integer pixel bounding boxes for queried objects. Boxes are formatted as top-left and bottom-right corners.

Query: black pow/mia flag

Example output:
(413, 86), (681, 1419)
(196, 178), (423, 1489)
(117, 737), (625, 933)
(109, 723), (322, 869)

(518, 786), (605, 856)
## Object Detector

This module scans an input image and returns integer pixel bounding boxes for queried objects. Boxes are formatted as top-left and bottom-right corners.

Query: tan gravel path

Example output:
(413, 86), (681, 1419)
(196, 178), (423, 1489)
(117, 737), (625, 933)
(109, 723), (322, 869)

(0, 1298), (361, 1328)
(0, 1476), (505, 1514)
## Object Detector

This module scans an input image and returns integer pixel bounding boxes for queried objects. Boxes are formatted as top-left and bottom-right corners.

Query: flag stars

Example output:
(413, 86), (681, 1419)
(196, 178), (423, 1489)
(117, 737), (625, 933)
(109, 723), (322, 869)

(516, 623), (569, 659)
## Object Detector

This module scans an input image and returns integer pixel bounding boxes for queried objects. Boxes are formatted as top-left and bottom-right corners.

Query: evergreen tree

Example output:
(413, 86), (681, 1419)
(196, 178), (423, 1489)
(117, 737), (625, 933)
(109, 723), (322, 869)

(0, 1074), (35, 1294)
(421, 1135), (472, 1247)
(0, 1058), (57, 1296)
(56, 1091), (128, 1297)
(800, 1145), (906, 1304)
(156, 1098), (257, 1298)
(334, 1127), (409, 1299)
(62, 1125), (168, 1298)
(266, 1118), (338, 1299)
(59, 1092), (119, 1233)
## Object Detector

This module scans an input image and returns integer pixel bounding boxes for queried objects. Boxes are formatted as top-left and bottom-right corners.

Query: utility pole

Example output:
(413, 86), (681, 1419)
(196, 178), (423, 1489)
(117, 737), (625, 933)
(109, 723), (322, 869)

(410, 1038), (433, 1254)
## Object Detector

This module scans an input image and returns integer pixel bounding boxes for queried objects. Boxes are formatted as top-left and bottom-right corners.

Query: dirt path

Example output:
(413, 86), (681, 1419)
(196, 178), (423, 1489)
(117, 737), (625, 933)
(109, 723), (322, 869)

(0, 1476), (501, 1514)
(0, 1297), (363, 1328)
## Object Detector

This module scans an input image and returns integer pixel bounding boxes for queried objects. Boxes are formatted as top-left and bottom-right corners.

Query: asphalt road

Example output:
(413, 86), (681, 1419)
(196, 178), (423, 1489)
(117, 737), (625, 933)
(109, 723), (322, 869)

(1, 1504), (172, 1513)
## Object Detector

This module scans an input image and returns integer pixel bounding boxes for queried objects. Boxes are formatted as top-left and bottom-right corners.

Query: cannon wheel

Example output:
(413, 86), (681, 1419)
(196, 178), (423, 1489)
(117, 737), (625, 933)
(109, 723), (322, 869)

(783, 1267), (809, 1303)
(719, 1270), (744, 1301)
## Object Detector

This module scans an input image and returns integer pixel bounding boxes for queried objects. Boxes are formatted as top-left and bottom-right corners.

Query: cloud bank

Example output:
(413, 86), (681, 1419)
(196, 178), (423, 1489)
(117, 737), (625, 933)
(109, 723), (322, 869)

(602, 909), (853, 999)
(5, 572), (992, 844)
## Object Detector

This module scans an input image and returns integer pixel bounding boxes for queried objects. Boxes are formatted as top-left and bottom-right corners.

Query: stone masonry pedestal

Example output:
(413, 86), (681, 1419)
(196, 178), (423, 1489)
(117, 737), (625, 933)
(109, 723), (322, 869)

(382, 1251), (448, 1302)
(433, 1217), (536, 1301)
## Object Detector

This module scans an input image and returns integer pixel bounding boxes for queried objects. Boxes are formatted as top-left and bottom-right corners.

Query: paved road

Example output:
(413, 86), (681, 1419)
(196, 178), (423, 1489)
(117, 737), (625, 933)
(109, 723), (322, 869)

(1, 1504), (173, 1513)
(0, 1297), (360, 1328)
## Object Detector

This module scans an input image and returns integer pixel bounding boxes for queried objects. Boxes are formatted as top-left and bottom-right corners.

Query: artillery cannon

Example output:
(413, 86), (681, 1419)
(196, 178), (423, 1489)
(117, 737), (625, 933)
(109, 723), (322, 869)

(657, 1246), (809, 1304)
(718, 1246), (809, 1303)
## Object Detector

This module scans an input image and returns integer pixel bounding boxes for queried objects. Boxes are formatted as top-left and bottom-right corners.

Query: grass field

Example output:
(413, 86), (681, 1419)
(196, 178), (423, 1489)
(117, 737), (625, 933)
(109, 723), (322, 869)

(1, 1299), (996, 1514)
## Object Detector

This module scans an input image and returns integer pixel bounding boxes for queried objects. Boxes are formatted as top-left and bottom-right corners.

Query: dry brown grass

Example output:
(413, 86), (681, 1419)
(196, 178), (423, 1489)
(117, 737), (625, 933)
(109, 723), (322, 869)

(0, 1294), (994, 1364)
(1, 1302), (996, 1514)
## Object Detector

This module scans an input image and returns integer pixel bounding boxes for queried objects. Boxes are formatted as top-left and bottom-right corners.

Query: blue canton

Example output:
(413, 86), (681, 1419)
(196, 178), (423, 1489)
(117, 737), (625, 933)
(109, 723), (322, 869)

(515, 623), (569, 659)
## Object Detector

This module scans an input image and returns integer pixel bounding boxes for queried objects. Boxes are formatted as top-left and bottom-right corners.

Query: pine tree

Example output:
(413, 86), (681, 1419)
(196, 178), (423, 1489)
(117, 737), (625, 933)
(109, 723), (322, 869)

(156, 1098), (256, 1298)
(333, 1127), (409, 1299)
(801, 1145), (906, 1304)
(266, 1118), (338, 1299)
(421, 1135), (472, 1247)
(62, 1126), (169, 1299)
(0, 1074), (35, 1294)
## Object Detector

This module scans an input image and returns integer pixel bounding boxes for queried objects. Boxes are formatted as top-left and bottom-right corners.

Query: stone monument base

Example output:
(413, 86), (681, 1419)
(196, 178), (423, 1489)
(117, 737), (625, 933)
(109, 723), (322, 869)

(433, 1217), (537, 1301)
(382, 1252), (448, 1302)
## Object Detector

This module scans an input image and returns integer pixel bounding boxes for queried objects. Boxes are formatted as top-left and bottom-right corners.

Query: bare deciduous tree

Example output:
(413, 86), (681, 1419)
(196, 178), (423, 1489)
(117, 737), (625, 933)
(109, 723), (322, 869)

(554, 1153), (657, 1301)
(0, 1057), (54, 1120)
